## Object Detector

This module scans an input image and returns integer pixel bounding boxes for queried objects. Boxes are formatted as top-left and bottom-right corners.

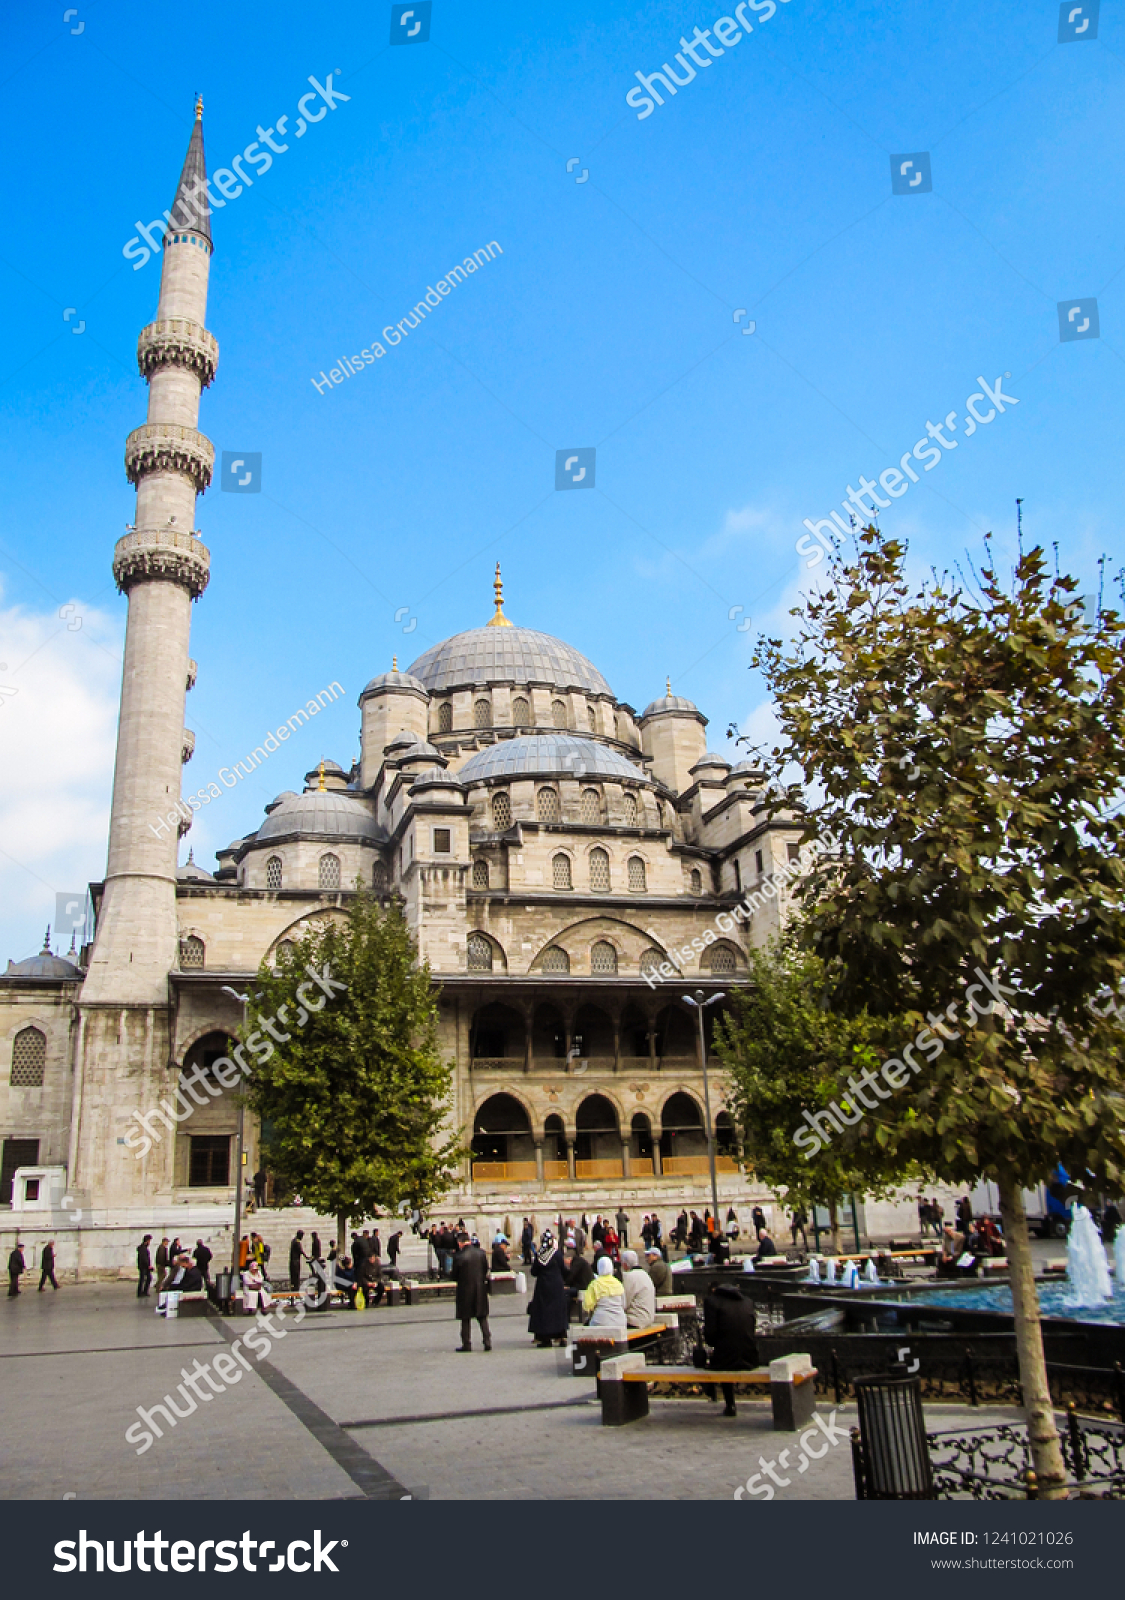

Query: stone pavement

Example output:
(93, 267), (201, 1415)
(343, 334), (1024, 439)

(0, 1283), (1020, 1501)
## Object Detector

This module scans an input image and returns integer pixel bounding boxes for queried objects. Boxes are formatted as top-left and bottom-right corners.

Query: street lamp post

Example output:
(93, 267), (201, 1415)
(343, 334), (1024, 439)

(683, 989), (725, 1231)
(220, 985), (250, 1282)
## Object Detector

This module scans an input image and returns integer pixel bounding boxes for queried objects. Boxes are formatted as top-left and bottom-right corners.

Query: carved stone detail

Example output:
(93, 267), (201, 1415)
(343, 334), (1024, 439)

(182, 729), (196, 763)
(124, 423), (214, 493)
(186, 658), (198, 691)
(112, 529), (211, 599)
(137, 319), (219, 387)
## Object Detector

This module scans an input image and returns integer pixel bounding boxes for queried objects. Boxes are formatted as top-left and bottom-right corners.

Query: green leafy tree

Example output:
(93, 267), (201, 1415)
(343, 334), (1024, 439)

(742, 526), (1125, 1497)
(243, 890), (460, 1252)
(715, 940), (914, 1250)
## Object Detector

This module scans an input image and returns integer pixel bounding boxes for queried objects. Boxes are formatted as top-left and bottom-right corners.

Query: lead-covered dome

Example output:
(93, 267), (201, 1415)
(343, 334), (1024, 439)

(408, 626), (612, 697)
(457, 734), (649, 785)
(254, 791), (387, 844)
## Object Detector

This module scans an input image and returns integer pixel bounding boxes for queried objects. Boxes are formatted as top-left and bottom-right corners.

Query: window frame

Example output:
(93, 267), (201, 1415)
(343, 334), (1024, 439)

(10, 1025), (46, 1087)
(266, 855), (283, 891)
(318, 852), (341, 890)
(552, 852), (573, 891)
(432, 827), (452, 855)
(589, 846), (610, 892)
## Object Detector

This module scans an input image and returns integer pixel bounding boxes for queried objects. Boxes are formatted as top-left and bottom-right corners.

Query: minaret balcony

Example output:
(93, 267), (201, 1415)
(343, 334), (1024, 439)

(125, 422), (214, 493)
(137, 319), (219, 387)
(113, 527), (211, 599)
(182, 729), (196, 763)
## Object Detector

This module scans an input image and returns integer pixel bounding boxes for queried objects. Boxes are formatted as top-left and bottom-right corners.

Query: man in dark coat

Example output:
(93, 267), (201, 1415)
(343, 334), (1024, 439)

(154, 1237), (169, 1294)
(703, 1283), (760, 1416)
(8, 1241), (25, 1297)
(193, 1239), (213, 1288)
(136, 1234), (153, 1298)
(615, 1207), (630, 1249)
(289, 1230), (306, 1291)
(452, 1235), (491, 1351)
(39, 1240), (59, 1291)
(520, 1218), (535, 1266)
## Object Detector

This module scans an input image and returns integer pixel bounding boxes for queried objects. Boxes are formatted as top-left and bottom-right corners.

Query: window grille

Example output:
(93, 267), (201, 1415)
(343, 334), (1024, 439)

(589, 847), (610, 891)
(189, 1135), (230, 1187)
(433, 828), (451, 854)
(512, 696), (530, 726)
(438, 702), (453, 733)
(541, 946), (569, 973)
(623, 792), (638, 826)
(318, 853), (341, 890)
(474, 698), (491, 729)
(640, 949), (663, 977)
(180, 934), (205, 969)
(787, 840), (801, 862)
(552, 853), (572, 890)
(627, 855), (647, 891)
(472, 858), (489, 889)
(492, 791), (512, 830)
(276, 940), (295, 965)
(266, 856), (282, 890)
(537, 787), (560, 824)
(581, 788), (600, 825)
(372, 860), (388, 891)
(587, 706), (597, 732)
(708, 944), (737, 974)
(10, 1026), (46, 1086)
(690, 868), (703, 894)
(591, 940), (617, 974)
(552, 699), (567, 728)
(467, 933), (493, 971)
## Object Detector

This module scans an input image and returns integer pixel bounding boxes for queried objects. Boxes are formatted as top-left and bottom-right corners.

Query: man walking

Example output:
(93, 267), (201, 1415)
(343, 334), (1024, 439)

(154, 1236), (170, 1294)
(8, 1240), (26, 1297)
(193, 1239), (213, 1290)
(136, 1234), (153, 1298)
(38, 1240), (59, 1291)
(452, 1233), (491, 1352)
(289, 1230), (307, 1292)
(615, 1206), (630, 1250)
(253, 1168), (267, 1207)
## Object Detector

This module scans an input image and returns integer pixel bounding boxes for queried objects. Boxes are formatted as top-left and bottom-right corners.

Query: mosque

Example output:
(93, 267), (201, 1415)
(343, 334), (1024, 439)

(0, 107), (807, 1272)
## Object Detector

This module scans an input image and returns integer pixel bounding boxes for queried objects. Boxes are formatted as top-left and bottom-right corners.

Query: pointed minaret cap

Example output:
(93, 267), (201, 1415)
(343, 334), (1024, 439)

(487, 561), (513, 627)
(42, 925), (51, 953)
(167, 97), (212, 245)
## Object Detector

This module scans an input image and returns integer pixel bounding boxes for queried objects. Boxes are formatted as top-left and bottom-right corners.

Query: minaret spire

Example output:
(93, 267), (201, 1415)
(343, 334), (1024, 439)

(168, 97), (212, 242)
(487, 561), (513, 627)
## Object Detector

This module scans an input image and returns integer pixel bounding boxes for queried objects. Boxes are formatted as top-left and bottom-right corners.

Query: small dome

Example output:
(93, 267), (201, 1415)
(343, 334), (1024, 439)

(360, 668), (427, 699)
(386, 730), (420, 750)
(408, 626), (612, 697)
(397, 740), (446, 764)
(178, 850), (215, 882)
(457, 733), (649, 786)
(409, 767), (466, 795)
(6, 932), (82, 980)
(265, 791), (299, 814)
(729, 760), (761, 776)
(641, 692), (701, 720)
(253, 791), (388, 844)
(691, 751), (732, 774)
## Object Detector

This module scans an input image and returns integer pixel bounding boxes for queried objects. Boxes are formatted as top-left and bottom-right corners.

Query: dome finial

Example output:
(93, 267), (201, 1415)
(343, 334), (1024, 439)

(317, 759), (326, 793)
(42, 924), (51, 953)
(666, 675), (672, 696)
(194, 93), (204, 121)
(392, 654), (398, 670)
(487, 561), (513, 627)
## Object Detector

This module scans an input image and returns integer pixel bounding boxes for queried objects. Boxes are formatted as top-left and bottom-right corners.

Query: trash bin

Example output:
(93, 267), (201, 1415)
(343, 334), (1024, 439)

(853, 1374), (934, 1499)
(164, 1291), (181, 1321)
(215, 1270), (233, 1311)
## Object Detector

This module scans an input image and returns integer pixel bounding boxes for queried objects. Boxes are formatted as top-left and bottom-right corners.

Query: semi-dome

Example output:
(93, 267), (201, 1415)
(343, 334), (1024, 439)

(253, 791), (388, 844)
(408, 626), (612, 697)
(457, 734), (649, 785)
(360, 668), (426, 699)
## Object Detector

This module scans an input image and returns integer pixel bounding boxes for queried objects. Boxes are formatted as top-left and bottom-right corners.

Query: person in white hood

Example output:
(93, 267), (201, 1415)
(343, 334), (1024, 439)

(621, 1249), (657, 1327)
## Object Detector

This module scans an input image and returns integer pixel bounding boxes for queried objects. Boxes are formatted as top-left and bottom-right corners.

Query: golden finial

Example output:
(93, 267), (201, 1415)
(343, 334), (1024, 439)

(487, 561), (513, 627)
(317, 760), (326, 793)
(392, 655), (398, 670)
(666, 676), (672, 696)
(194, 94), (204, 120)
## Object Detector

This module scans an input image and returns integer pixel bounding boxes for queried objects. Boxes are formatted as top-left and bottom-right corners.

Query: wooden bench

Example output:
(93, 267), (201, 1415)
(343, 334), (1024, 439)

(403, 1271), (519, 1306)
(570, 1321), (672, 1377)
(600, 1352), (817, 1431)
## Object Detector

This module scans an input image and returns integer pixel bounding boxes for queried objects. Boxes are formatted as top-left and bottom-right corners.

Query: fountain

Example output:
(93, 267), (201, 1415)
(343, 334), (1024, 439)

(1065, 1205), (1112, 1308)
(805, 1258), (821, 1285)
(824, 1258), (837, 1286)
(864, 1258), (879, 1284)
(1116, 1227), (1125, 1288)
(841, 1261), (860, 1290)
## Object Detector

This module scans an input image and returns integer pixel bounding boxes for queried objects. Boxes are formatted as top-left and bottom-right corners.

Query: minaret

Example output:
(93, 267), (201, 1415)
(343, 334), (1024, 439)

(81, 100), (218, 1005)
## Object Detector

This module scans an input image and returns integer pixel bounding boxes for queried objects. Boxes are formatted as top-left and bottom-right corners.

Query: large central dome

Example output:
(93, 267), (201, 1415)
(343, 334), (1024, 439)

(408, 625), (613, 697)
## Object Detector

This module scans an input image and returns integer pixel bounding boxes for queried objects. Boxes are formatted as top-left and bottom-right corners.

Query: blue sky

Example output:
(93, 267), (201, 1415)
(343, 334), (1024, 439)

(1, 0), (1122, 961)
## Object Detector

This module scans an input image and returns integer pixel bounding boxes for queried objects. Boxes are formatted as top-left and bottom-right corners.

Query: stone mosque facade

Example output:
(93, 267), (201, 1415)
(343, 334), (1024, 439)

(0, 109), (810, 1272)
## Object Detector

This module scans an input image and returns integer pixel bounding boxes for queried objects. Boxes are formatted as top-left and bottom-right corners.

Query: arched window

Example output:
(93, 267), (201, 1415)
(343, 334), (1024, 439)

(492, 791), (511, 830)
(587, 706), (597, 733)
(318, 853), (341, 890)
(372, 859), (388, 891)
(438, 701), (453, 734)
(512, 695), (530, 726)
(591, 940), (617, 974)
(690, 867), (703, 894)
(623, 792), (638, 827)
(640, 949), (664, 977)
(541, 946), (569, 974)
(10, 1025), (46, 1086)
(474, 697), (491, 729)
(472, 857), (489, 890)
(589, 847), (610, 891)
(467, 933), (494, 971)
(706, 942), (738, 975)
(580, 788), (600, 825)
(627, 855), (647, 892)
(552, 699), (567, 728)
(276, 939), (296, 965)
(537, 787), (560, 824)
(266, 855), (282, 890)
(180, 934), (205, 969)
(552, 852), (572, 890)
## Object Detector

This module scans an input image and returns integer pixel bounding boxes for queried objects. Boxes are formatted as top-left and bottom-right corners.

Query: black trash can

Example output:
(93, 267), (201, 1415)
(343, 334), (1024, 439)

(215, 1270), (236, 1314)
(853, 1374), (935, 1499)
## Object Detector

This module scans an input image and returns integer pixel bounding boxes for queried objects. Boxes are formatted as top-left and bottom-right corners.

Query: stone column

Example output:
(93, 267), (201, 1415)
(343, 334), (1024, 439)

(534, 1141), (544, 1182)
(621, 1138), (631, 1180)
(612, 1021), (621, 1074)
(566, 1137), (576, 1181)
(652, 1130), (663, 1178)
(524, 1006), (533, 1074)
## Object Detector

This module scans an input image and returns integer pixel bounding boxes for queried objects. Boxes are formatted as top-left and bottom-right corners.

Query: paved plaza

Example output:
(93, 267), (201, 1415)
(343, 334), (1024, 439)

(0, 1281), (1020, 1501)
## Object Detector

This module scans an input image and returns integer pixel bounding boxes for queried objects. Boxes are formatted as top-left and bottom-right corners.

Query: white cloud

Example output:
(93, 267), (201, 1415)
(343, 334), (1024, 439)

(0, 590), (122, 966)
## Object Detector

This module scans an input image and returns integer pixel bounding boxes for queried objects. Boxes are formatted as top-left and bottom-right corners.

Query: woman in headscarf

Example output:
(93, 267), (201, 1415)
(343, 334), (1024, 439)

(583, 1255), (627, 1331)
(527, 1230), (569, 1347)
(242, 1258), (271, 1314)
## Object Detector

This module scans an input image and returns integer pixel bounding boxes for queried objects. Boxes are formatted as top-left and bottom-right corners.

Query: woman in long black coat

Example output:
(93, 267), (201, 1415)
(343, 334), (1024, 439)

(527, 1231), (568, 1346)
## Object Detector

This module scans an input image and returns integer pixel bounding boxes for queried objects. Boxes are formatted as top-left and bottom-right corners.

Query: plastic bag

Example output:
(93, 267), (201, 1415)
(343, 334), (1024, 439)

(515, 1271), (527, 1295)
(354, 1287), (366, 1311)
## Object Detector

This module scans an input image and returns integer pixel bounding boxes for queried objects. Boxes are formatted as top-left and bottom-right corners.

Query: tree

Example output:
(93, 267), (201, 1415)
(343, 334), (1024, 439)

(742, 526), (1125, 1498)
(715, 940), (914, 1251)
(243, 890), (460, 1253)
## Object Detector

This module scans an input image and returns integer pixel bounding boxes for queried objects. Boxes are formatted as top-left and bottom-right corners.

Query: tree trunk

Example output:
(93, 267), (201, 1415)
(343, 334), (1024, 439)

(336, 1211), (348, 1259)
(998, 1178), (1067, 1499)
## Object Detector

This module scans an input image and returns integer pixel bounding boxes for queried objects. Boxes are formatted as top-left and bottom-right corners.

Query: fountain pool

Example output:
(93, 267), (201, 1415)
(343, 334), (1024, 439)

(906, 1279), (1125, 1327)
